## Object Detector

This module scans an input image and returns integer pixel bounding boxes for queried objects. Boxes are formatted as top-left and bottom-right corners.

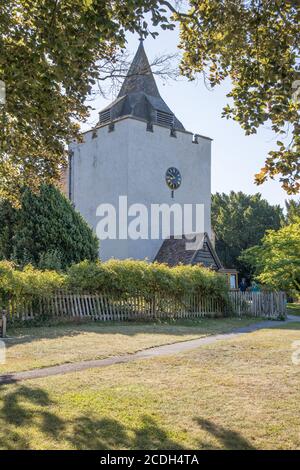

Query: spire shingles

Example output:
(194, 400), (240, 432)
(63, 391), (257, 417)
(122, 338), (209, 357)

(98, 41), (185, 131)
(117, 40), (160, 98)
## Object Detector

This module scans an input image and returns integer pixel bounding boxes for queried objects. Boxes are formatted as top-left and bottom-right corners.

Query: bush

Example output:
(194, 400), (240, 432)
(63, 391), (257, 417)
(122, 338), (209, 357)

(38, 249), (63, 271)
(0, 185), (99, 269)
(66, 259), (229, 302)
(0, 260), (66, 301)
(0, 259), (230, 315)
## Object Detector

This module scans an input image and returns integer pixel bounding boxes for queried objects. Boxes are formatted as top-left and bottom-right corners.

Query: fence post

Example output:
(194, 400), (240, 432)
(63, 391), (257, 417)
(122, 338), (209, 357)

(1, 310), (7, 338)
(282, 291), (287, 320)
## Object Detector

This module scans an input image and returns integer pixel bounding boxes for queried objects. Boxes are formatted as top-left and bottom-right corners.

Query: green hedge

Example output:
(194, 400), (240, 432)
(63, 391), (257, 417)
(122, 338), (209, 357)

(0, 261), (65, 302)
(0, 259), (229, 305)
(67, 259), (229, 300)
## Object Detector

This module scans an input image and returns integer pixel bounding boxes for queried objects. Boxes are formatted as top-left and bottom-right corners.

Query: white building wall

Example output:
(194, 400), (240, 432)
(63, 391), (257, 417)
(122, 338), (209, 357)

(69, 117), (212, 262)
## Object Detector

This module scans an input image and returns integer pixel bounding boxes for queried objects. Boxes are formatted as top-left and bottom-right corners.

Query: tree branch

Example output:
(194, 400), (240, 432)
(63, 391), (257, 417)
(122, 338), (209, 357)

(159, 0), (193, 19)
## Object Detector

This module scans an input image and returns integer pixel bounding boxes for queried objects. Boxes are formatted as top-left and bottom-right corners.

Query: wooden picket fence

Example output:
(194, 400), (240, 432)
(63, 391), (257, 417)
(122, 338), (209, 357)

(229, 291), (287, 319)
(0, 312), (6, 337)
(1, 290), (286, 326)
(4, 291), (225, 323)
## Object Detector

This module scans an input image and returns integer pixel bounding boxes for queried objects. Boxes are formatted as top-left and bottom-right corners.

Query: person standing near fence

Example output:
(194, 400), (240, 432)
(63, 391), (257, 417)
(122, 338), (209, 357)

(239, 278), (248, 293)
(250, 281), (260, 293)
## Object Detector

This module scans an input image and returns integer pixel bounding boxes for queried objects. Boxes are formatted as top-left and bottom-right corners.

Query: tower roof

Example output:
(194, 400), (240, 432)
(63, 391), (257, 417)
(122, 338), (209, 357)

(117, 39), (160, 98)
(98, 41), (185, 131)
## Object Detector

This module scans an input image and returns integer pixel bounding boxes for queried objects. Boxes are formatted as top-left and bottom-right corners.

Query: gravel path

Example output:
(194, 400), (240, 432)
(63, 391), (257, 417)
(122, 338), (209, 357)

(1, 315), (299, 385)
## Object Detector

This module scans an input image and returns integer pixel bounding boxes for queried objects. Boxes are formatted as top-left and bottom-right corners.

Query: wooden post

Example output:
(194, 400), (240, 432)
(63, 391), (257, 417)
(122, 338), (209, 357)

(1, 310), (7, 338)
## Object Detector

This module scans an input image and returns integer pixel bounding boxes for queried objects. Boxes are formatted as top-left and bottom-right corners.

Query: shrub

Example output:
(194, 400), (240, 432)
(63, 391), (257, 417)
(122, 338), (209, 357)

(0, 260), (66, 301)
(0, 259), (230, 316)
(0, 185), (99, 269)
(66, 259), (229, 302)
(38, 249), (63, 271)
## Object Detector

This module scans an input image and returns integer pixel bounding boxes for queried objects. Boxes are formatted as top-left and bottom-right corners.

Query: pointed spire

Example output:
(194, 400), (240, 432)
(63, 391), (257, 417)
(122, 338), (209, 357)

(117, 41), (160, 98)
(98, 41), (185, 131)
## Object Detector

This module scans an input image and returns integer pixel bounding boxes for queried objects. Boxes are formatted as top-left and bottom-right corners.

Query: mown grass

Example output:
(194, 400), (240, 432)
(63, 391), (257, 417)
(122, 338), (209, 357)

(0, 322), (299, 450)
(0, 317), (259, 374)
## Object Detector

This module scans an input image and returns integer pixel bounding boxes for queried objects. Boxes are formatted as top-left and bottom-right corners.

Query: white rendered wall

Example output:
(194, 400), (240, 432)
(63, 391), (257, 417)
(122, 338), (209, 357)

(69, 117), (212, 261)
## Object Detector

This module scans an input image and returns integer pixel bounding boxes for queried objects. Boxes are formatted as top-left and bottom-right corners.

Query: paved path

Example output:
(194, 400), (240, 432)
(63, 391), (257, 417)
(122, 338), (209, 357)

(1, 315), (299, 385)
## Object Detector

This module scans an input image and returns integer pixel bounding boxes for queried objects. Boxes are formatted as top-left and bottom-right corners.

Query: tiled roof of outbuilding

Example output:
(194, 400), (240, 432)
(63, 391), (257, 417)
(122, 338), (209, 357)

(154, 233), (224, 271)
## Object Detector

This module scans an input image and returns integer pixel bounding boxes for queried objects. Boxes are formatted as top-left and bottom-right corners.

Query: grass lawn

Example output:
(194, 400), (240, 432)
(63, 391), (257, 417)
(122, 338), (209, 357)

(0, 322), (299, 450)
(1, 317), (258, 374)
(287, 303), (300, 317)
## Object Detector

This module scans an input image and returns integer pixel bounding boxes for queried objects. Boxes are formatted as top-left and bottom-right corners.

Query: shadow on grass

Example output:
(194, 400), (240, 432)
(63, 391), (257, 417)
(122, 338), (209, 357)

(6, 317), (299, 351)
(0, 383), (258, 450)
(194, 417), (256, 450)
(0, 384), (184, 450)
(4, 317), (258, 348)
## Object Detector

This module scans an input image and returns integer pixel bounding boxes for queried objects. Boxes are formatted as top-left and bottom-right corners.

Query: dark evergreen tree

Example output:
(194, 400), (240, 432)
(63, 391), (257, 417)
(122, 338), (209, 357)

(0, 185), (99, 269)
(211, 192), (284, 280)
(0, 199), (17, 260)
(285, 199), (300, 225)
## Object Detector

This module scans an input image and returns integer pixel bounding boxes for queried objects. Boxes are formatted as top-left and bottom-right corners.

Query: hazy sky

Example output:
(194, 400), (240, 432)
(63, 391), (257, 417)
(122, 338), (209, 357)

(82, 26), (298, 209)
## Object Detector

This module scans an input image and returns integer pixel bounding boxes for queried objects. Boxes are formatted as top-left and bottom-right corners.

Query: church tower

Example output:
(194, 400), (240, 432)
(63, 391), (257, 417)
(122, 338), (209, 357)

(68, 41), (212, 262)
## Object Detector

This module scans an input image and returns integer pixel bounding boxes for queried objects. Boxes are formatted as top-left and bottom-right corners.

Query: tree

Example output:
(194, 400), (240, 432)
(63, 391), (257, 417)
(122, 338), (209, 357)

(0, 185), (99, 269)
(2, 1), (299, 201)
(0, 0), (173, 202)
(165, 0), (300, 194)
(285, 199), (300, 224)
(0, 198), (17, 260)
(240, 219), (300, 294)
(211, 191), (283, 278)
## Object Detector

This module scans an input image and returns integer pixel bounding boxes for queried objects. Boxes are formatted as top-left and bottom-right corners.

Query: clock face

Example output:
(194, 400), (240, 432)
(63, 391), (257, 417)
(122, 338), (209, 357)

(165, 167), (182, 190)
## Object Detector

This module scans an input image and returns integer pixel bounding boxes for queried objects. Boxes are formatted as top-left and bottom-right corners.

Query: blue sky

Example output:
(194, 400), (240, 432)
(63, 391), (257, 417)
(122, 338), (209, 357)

(83, 26), (298, 209)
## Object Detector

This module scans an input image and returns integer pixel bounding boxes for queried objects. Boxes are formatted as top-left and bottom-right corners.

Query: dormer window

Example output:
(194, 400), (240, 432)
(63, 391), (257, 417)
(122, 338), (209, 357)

(99, 109), (111, 125)
(156, 111), (174, 127)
